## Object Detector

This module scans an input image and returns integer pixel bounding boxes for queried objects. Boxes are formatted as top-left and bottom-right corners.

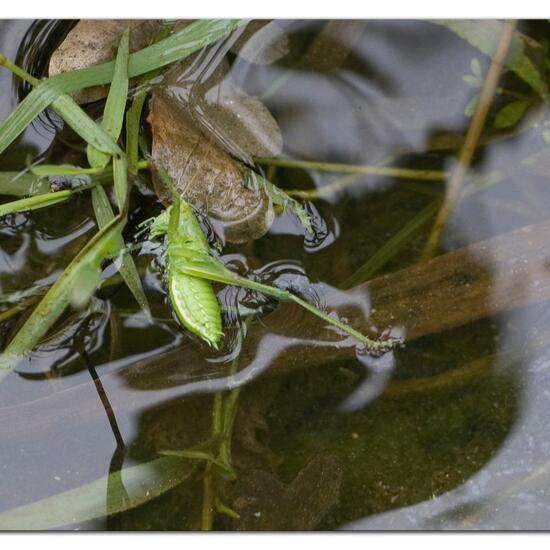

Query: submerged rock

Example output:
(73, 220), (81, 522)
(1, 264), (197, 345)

(48, 20), (162, 103)
(148, 90), (274, 244)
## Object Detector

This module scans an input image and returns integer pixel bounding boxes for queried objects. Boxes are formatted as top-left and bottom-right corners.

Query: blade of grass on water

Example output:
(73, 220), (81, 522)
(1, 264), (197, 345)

(31, 165), (103, 177)
(0, 215), (125, 383)
(88, 30), (130, 169)
(0, 54), (122, 157)
(91, 184), (149, 313)
(126, 23), (174, 174)
(0, 456), (196, 530)
(0, 20), (245, 157)
(0, 189), (72, 217)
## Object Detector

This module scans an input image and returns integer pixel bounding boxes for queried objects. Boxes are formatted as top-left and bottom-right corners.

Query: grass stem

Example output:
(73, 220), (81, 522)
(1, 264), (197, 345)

(255, 157), (447, 182)
(421, 20), (518, 261)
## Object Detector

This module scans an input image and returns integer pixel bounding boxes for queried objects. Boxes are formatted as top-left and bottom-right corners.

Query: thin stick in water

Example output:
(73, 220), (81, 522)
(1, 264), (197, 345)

(421, 20), (518, 261)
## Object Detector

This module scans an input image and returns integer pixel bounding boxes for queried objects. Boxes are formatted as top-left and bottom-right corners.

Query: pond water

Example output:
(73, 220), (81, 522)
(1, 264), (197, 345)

(2, 19), (550, 530)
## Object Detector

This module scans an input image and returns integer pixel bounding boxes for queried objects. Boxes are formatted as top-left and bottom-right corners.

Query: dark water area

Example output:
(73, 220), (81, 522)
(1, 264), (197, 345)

(1, 19), (550, 530)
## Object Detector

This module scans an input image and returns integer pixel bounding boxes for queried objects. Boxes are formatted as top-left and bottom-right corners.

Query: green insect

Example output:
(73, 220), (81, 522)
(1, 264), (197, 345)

(151, 198), (223, 349)
(150, 165), (397, 357)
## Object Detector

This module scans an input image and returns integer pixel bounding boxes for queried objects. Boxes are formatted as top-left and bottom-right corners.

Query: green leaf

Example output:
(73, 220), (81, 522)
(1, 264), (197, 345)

(434, 20), (548, 99)
(126, 86), (150, 174)
(241, 165), (313, 233)
(69, 261), (102, 309)
(0, 456), (195, 530)
(50, 93), (123, 156)
(0, 20), (245, 157)
(125, 24), (174, 174)
(494, 99), (530, 129)
(471, 57), (482, 77)
(88, 29), (130, 168)
(0, 215), (125, 383)
(112, 154), (128, 211)
(31, 164), (102, 177)
(0, 171), (49, 196)
(91, 185), (150, 313)
(464, 94), (480, 117)
(463, 74), (481, 87)
(0, 189), (71, 217)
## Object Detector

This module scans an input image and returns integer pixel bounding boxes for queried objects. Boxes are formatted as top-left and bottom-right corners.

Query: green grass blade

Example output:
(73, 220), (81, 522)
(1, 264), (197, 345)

(126, 24), (174, 173)
(0, 20), (245, 157)
(0, 215), (125, 383)
(340, 200), (440, 289)
(126, 86), (149, 174)
(51, 94), (122, 156)
(112, 155), (128, 211)
(0, 171), (49, 196)
(88, 29), (130, 168)
(0, 456), (195, 530)
(31, 165), (103, 177)
(91, 185), (149, 313)
(0, 189), (71, 216)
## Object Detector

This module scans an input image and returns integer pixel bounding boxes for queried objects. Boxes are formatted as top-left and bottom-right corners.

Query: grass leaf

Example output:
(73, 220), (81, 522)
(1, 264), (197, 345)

(50, 94), (123, 156)
(0, 456), (195, 530)
(0, 215), (125, 383)
(112, 155), (128, 211)
(0, 20), (245, 157)
(91, 185), (149, 313)
(88, 29), (130, 168)
(31, 165), (102, 177)
(0, 189), (71, 217)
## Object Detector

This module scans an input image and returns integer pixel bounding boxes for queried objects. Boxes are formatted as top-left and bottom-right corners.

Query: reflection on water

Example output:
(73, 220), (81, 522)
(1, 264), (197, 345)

(1, 19), (550, 530)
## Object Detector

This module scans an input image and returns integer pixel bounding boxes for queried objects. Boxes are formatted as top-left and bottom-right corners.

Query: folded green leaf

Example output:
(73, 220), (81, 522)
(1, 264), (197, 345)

(0, 215), (125, 383)
(91, 185), (150, 313)
(0, 20), (245, 157)
(88, 29), (130, 168)
(0, 456), (195, 530)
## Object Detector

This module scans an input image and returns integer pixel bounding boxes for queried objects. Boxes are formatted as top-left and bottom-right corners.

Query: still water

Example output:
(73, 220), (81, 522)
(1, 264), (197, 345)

(1, 19), (550, 530)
